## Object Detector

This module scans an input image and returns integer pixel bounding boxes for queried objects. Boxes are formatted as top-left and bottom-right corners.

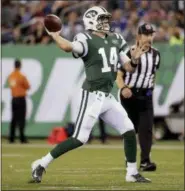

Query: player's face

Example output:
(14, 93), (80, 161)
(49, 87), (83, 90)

(97, 15), (111, 32)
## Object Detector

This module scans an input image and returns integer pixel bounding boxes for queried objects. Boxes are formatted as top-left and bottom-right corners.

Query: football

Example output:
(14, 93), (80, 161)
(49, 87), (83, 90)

(44, 14), (62, 32)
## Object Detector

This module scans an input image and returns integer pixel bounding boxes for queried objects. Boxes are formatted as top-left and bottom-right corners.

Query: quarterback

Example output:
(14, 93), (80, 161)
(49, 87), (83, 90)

(31, 6), (151, 183)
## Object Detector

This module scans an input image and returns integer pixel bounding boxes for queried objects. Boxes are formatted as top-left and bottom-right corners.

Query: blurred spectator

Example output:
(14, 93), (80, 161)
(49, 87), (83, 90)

(1, 0), (184, 45)
(175, 10), (184, 29)
(19, 4), (32, 24)
(12, 27), (23, 44)
(62, 11), (84, 41)
(33, 21), (51, 44)
(52, 1), (71, 15)
(1, 27), (22, 44)
(137, 0), (150, 17)
(169, 27), (184, 46)
(107, 0), (120, 11)
(2, 0), (18, 28)
(124, 0), (137, 11)
(24, 20), (52, 44)
(123, 11), (139, 43)
(154, 21), (169, 42)
(111, 9), (127, 33)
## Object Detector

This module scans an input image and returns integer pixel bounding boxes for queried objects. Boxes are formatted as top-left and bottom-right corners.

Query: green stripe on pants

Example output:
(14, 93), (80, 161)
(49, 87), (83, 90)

(74, 90), (85, 137)
(75, 91), (89, 138)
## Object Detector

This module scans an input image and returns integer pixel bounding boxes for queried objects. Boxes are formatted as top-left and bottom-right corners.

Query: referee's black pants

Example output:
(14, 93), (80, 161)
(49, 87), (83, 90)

(119, 89), (153, 164)
(9, 97), (27, 143)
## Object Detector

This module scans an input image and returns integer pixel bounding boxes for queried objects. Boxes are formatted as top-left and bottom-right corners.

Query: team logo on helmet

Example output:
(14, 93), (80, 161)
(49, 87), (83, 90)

(85, 10), (98, 18)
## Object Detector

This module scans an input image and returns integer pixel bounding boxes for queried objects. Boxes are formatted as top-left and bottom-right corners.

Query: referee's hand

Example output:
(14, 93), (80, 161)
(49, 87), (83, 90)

(121, 87), (132, 98)
(131, 39), (150, 59)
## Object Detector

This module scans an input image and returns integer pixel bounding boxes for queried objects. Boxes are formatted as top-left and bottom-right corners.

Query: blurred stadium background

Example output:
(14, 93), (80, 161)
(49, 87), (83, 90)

(2, 0), (184, 140)
(1, 0), (184, 190)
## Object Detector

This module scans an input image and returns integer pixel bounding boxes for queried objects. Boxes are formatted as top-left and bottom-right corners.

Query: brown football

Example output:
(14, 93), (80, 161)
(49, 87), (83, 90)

(44, 14), (62, 32)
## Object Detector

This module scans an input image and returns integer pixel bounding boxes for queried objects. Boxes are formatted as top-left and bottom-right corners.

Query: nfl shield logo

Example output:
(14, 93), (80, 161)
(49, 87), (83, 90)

(145, 24), (151, 30)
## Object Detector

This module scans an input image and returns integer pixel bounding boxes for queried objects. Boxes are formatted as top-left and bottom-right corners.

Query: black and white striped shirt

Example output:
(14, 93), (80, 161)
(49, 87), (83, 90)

(119, 47), (160, 89)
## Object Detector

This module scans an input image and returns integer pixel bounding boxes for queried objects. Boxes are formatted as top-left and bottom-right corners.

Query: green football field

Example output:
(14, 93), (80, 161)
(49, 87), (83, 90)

(1, 139), (184, 190)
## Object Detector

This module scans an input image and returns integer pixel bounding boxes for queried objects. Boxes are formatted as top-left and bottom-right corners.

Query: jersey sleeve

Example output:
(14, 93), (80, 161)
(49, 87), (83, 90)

(113, 33), (131, 69)
(114, 33), (129, 54)
(72, 33), (88, 58)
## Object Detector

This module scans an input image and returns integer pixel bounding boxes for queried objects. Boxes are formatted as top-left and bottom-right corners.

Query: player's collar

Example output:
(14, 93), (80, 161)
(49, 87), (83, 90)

(91, 31), (108, 39)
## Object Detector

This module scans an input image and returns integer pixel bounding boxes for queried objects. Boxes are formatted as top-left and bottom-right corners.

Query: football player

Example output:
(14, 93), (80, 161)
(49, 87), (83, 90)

(31, 6), (151, 183)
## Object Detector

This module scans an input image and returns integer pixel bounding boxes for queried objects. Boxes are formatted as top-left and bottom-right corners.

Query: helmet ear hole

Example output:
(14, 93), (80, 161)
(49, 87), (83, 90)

(89, 21), (93, 25)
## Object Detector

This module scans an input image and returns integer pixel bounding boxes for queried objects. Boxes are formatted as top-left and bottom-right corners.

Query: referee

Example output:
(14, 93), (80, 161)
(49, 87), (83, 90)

(117, 23), (160, 171)
(8, 59), (30, 143)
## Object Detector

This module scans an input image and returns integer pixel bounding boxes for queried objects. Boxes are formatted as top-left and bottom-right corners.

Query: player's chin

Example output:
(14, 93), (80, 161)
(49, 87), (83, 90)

(102, 25), (110, 32)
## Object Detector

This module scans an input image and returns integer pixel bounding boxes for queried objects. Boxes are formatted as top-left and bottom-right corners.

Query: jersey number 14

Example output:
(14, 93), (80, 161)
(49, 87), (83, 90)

(98, 47), (118, 73)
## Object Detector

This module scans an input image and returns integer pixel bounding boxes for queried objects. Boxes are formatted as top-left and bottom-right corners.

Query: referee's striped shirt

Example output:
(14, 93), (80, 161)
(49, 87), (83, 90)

(119, 47), (160, 89)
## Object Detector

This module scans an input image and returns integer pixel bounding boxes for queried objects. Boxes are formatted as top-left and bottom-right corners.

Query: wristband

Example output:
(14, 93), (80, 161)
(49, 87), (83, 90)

(121, 85), (129, 92)
(130, 61), (137, 68)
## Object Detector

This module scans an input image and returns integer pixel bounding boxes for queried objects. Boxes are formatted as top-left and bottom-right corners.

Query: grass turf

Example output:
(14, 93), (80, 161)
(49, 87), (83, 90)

(1, 139), (184, 190)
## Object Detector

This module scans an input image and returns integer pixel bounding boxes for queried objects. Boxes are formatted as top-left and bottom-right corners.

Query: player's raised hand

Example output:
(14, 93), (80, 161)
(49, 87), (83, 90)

(45, 27), (61, 37)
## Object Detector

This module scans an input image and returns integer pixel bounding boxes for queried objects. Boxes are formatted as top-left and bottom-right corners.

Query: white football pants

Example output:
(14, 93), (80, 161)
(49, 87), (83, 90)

(72, 89), (134, 143)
